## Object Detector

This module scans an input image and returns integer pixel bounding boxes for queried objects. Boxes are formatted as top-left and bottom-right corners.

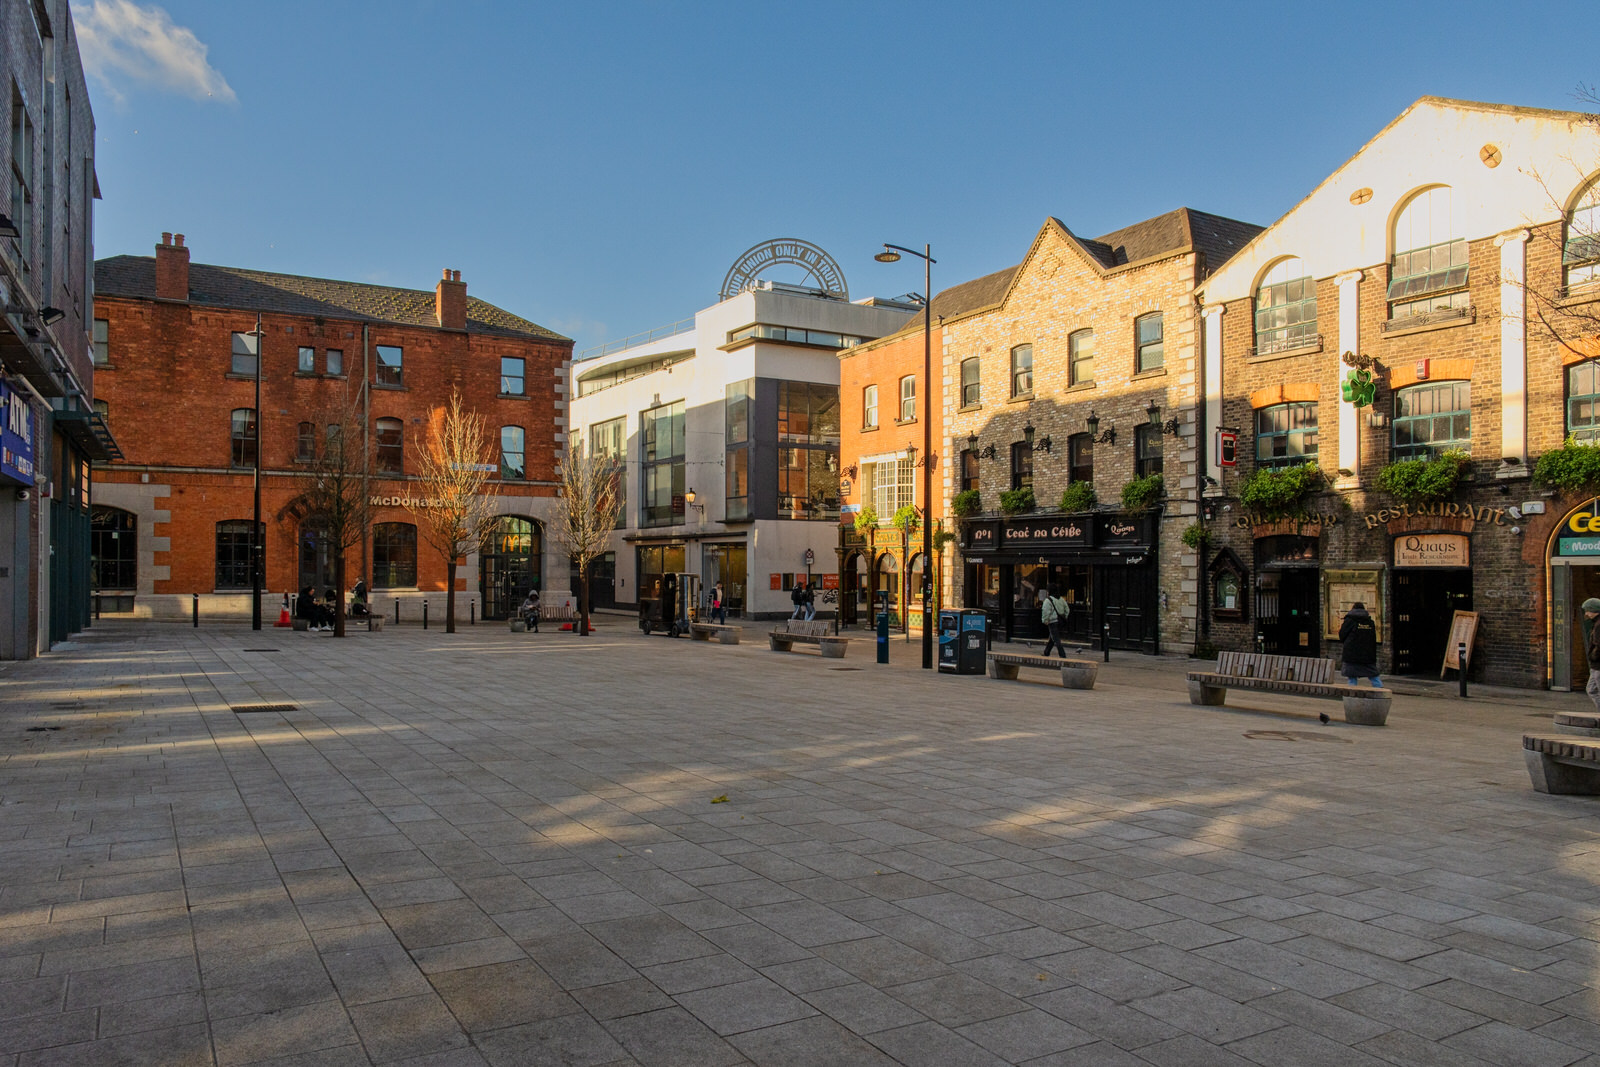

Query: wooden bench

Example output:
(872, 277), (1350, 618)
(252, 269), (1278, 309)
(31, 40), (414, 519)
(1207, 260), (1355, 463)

(987, 652), (1098, 690)
(769, 620), (848, 659)
(1186, 651), (1391, 726)
(1524, 734), (1600, 794)
(690, 622), (742, 645)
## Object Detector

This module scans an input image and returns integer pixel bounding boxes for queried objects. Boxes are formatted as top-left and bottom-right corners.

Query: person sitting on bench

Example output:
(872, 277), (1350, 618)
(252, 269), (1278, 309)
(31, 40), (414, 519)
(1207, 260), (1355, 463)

(520, 589), (541, 632)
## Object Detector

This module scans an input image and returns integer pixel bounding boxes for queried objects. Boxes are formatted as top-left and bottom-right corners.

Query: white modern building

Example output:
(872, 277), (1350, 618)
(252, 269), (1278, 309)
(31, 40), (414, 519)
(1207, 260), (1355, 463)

(568, 278), (914, 619)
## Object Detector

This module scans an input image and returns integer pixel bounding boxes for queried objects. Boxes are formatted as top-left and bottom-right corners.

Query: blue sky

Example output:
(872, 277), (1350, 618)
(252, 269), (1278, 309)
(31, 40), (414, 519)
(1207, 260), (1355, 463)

(80, 0), (1596, 353)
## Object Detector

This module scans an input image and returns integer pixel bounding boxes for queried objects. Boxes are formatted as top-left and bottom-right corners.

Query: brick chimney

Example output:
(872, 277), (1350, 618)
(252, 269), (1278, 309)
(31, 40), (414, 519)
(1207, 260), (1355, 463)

(435, 268), (467, 330)
(155, 232), (190, 301)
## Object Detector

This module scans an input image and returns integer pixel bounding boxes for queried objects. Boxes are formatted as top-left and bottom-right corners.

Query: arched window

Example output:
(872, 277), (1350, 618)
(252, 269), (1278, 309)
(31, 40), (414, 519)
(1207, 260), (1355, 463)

(216, 520), (262, 590)
(1566, 180), (1600, 289)
(372, 522), (417, 588)
(480, 516), (542, 620)
(1135, 313), (1164, 372)
(875, 553), (899, 616)
(500, 425), (526, 480)
(1255, 402), (1319, 470)
(1393, 381), (1470, 460)
(1254, 257), (1317, 354)
(1390, 187), (1468, 320)
(375, 418), (403, 473)
(230, 409), (256, 468)
(91, 506), (137, 591)
(960, 357), (981, 407)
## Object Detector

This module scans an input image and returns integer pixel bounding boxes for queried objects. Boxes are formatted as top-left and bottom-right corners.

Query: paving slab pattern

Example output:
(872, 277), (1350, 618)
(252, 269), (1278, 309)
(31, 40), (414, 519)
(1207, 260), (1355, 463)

(0, 619), (1598, 1066)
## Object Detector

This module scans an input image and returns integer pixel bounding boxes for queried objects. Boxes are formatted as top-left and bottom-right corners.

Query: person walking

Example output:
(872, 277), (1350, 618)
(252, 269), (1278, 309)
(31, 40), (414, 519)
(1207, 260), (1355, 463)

(1040, 588), (1070, 658)
(791, 579), (808, 620)
(1338, 602), (1382, 687)
(711, 582), (725, 625)
(1583, 598), (1600, 713)
(803, 580), (817, 621)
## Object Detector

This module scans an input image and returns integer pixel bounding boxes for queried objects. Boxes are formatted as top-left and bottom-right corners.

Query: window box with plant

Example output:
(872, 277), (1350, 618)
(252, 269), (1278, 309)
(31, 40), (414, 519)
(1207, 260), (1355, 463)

(892, 505), (920, 535)
(1534, 437), (1600, 498)
(1058, 481), (1096, 513)
(853, 505), (879, 535)
(1119, 473), (1164, 512)
(1180, 523), (1210, 551)
(951, 489), (981, 517)
(1375, 448), (1470, 504)
(1238, 461), (1323, 520)
(999, 486), (1035, 515)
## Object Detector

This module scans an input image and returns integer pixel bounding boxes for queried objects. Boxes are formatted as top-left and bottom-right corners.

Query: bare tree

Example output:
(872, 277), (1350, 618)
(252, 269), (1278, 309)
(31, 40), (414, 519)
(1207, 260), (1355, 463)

(1519, 86), (1600, 367)
(281, 390), (370, 638)
(409, 390), (498, 633)
(551, 443), (622, 637)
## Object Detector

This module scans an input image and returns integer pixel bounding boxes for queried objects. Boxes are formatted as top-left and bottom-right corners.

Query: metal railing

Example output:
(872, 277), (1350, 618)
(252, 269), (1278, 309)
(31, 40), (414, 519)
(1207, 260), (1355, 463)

(577, 318), (695, 361)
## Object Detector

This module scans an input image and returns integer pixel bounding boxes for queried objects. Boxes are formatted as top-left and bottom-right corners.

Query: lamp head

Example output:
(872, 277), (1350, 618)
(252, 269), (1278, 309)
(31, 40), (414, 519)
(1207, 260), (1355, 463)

(1023, 422), (1035, 447)
(39, 306), (65, 326)
(1086, 410), (1100, 433)
(967, 432), (978, 449)
(874, 247), (902, 264)
(685, 488), (696, 505)
(905, 444), (918, 466)
(1146, 400), (1161, 422)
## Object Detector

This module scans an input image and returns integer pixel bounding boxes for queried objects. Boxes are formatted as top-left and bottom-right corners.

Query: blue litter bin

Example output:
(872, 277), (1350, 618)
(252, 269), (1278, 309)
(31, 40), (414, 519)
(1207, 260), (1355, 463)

(939, 608), (987, 674)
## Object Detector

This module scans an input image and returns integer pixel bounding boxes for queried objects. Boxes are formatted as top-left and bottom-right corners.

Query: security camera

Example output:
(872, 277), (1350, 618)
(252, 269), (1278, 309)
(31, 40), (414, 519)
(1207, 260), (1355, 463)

(15, 488), (29, 501)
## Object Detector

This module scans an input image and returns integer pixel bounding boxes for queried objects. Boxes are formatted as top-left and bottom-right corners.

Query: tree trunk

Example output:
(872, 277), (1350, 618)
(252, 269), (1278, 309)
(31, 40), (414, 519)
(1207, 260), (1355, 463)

(446, 557), (458, 633)
(577, 559), (590, 636)
(334, 554), (347, 637)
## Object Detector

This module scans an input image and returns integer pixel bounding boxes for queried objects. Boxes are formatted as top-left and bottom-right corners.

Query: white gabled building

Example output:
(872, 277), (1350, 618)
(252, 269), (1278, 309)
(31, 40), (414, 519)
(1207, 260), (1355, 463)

(567, 280), (914, 619)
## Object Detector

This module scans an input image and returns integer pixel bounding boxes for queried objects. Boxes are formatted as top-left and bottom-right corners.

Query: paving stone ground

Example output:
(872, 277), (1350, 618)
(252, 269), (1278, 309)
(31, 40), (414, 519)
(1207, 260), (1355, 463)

(1, 617), (1598, 1067)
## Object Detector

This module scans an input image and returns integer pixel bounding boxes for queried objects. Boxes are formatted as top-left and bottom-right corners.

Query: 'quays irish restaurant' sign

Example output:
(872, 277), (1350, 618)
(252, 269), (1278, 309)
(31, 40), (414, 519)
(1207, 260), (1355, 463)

(0, 377), (36, 487)
(1393, 533), (1469, 567)
(1558, 500), (1600, 556)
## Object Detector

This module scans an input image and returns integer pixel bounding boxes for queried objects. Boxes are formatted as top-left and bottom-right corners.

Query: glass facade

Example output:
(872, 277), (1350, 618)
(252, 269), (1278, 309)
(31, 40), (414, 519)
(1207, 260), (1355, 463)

(640, 400), (685, 527)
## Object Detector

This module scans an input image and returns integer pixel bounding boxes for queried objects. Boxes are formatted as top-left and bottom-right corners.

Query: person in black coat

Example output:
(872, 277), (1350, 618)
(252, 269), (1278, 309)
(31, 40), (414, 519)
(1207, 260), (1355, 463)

(1583, 597), (1600, 713)
(1338, 602), (1381, 687)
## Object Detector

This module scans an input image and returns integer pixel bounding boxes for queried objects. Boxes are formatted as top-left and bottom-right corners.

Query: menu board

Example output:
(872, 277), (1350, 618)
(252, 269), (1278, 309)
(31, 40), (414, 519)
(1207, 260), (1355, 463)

(1442, 610), (1479, 676)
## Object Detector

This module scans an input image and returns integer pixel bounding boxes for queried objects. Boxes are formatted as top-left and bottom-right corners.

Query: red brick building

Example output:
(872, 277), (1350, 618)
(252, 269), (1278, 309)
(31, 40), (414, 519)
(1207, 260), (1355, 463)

(90, 234), (573, 620)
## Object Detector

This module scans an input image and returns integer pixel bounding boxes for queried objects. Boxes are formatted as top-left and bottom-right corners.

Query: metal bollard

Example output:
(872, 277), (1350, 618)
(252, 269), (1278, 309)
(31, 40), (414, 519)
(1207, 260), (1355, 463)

(395, 599), (400, 625)
(423, 600), (429, 630)
(1102, 623), (1110, 663)
(1458, 641), (1468, 698)
(192, 592), (199, 628)
(470, 601), (475, 626)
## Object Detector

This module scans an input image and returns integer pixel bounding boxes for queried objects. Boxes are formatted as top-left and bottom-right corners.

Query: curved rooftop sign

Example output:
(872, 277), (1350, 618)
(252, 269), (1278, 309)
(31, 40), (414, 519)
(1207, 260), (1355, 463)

(720, 239), (848, 301)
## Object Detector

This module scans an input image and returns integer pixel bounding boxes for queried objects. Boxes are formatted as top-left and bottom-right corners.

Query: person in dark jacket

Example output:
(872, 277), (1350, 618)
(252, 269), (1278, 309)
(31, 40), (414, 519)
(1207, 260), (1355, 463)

(1338, 602), (1381, 687)
(1584, 598), (1600, 713)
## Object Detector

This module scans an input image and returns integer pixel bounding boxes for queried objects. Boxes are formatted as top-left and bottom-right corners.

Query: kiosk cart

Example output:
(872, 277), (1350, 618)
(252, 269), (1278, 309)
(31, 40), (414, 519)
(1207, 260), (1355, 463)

(640, 572), (700, 638)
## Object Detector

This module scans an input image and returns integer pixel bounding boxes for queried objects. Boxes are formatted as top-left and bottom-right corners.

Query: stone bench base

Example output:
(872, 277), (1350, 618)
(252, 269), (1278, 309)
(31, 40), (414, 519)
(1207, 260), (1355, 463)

(1525, 734), (1600, 794)
(1186, 673), (1391, 726)
(1554, 713), (1600, 738)
(770, 633), (849, 658)
(987, 654), (1097, 689)
(691, 624), (742, 645)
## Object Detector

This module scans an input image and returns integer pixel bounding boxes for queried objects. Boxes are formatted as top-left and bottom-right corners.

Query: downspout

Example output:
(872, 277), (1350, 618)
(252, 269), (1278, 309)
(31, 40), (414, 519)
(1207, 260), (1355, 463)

(1194, 272), (1211, 647)
(362, 323), (370, 587)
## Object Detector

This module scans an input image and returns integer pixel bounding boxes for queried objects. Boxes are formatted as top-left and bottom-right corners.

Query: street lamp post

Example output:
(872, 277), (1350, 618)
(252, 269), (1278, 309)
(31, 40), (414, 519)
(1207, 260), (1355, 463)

(875, 243), (936, 670)
(251, 312), (263, 631)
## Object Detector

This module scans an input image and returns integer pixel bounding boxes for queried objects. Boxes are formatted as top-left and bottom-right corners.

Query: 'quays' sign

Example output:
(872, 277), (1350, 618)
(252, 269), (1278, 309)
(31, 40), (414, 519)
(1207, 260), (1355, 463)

(0, 378), (35, 486)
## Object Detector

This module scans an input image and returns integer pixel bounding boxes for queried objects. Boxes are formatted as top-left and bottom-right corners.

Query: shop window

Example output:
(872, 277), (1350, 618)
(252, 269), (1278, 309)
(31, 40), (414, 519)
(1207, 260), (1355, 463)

(90, 506), (137, 590)
(326, 348), (343, 376)
(1135, 313), (1164, 372)
(91, 318), (108, 364)
(297, 346), (314, 373)
(1011, 344), (1033, 397)
(1010, 440), (1033, 491)
(1568, 360), (1600, 441)
(1389, 187), (1469, 319)
(1068, 433), (1093, 486)
(376, 344), (403, 386)
(230, 408), (256, 468)
(500, 425), (525, 480)
(296, 421), (315, 462)
(777, 381), (840, 519)
(1068, 330), (1094, 386)
(899, 375), (916, 422)
(1255, 401), (1318, 470)
(501, 356), (525, 395)
(1136, 423), (1163, 477)
(1393, 381), (1470, 460)
(372, 522), (417, 588)
(960, 357), (981, 407)
(1568, 180), (1600, 289)
(1254, 257), (1317, 354)
(230, 331), (259, 376)
(960, 449), (979, 493)
(215, 520), (261, 590)
(375, 417), (403, 473)
(863, 384), (878, 429)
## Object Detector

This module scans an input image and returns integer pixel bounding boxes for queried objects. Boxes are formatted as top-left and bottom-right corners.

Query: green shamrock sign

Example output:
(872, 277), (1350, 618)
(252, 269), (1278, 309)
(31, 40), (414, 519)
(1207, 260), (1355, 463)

(1342, 368), (1376, 408)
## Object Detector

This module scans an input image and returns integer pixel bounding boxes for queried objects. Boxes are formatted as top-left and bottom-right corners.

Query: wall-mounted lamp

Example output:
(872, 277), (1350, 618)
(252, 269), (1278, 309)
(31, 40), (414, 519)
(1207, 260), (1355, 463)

(1086, 409), (1116, 445)
(1147, 401), (1181, 437)
(967, 432), (978, 450)
(841, 463), (857, 480)
(905, 445), (918, 467)
(0, 213), (18, 239)
(905, 445), (934, 469)
(38, 306), (64, 326)
(980, 444), (997, 460)
(1022, 421), (1051, 453)
(684, 488), (704, 516)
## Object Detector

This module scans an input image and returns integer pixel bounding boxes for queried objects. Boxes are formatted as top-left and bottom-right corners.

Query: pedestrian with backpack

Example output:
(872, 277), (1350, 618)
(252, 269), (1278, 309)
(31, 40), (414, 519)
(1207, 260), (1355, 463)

(1040, 588), (1070, 658)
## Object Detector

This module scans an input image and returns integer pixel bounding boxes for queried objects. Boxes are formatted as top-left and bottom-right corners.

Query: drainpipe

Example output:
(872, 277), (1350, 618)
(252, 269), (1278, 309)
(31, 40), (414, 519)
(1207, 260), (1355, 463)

(361, 324), (371, 587)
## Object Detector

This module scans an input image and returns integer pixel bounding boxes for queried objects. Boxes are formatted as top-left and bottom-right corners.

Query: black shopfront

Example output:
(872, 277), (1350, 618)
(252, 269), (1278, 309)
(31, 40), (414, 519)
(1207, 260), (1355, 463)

(961, 513), (1159, 652)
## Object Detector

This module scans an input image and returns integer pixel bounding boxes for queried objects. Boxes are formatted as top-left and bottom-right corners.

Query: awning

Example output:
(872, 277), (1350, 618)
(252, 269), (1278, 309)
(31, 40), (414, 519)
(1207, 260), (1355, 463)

(54, 408), (122, 461)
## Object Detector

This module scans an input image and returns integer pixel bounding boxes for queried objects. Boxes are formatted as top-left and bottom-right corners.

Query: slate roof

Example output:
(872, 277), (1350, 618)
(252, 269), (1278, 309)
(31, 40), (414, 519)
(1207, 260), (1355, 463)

(94, 256), (570, 343)
(897, 263), (1022, 333)
(1065, 207), (1263, 276)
